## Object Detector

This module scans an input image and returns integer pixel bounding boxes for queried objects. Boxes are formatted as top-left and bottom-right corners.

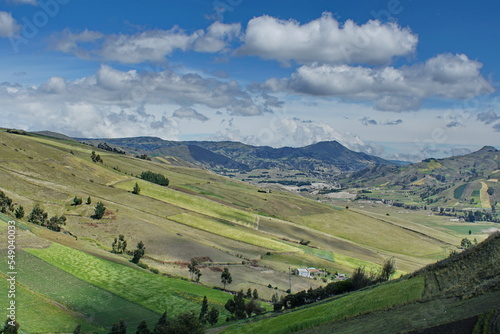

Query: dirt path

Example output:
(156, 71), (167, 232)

(480, 181), (491, 208)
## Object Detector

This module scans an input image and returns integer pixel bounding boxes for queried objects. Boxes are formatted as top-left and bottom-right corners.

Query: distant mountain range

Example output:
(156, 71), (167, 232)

(77, 136), (397, 173)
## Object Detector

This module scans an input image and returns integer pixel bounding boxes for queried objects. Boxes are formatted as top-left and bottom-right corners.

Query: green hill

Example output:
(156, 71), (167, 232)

(219, 232), (500, 334)
(0, 129), (492, 332)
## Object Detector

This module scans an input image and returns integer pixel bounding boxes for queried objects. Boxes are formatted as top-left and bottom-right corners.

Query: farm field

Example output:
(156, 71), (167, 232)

(26, 243), (233, 320)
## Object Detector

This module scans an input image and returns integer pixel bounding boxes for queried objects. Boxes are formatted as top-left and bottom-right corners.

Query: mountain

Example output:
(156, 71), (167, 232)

(78, 136), (395, 173)
(344, 145), (500, 209)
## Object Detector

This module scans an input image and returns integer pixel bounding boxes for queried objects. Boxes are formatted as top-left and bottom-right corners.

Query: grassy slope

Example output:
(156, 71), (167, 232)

(0, 130), (470, 330)
(221, 276), (425, 334)
(221, 233), (500, 334)
(26, 243), (232, 318)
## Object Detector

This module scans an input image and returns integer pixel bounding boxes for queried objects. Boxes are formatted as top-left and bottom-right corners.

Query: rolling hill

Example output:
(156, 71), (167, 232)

(0, 128), (496, 333)
(77, 136), (395, 173)
(345, 146), (500, 210)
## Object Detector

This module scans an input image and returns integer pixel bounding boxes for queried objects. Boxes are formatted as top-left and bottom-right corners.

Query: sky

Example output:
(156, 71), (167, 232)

(0, 0), (499, 161)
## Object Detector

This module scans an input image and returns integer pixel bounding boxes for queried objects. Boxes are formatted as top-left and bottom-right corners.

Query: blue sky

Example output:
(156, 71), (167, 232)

(0, 0), (499, 161)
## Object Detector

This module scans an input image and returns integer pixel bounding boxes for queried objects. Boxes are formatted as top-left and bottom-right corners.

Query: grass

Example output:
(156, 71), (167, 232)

(0, 249), (160, 331)
(115, 179), (257, 227)
(0, 273), (104, 334)
(26, 243), (233, 321)
(454, 184), (468, 199)
(168, 213), (300, 252)
(221, 276), (425, 334)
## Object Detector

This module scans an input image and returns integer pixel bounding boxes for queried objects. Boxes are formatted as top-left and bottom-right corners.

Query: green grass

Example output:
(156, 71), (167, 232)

(0, 249), (159, 331)
(169, 213), (300, 252)
(26, 243), (233, 321)
(115, 179), (257, 227)
(221, 276), (425, 334)
(454, 184), (468, 199)
(0, 273), (104, 334)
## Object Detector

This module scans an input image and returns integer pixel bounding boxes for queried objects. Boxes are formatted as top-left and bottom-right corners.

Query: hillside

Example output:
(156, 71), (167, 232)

(344, 146), (500, 210)
(219, 232), (500, 334)
(0, 129), (494, 333)
(78, 136), (394, 173)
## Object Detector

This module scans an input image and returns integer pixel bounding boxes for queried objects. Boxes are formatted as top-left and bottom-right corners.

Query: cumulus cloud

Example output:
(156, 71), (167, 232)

(0, 64), (270, 137)
(237, 12), (417, 66)
(263, 54), (494, 111)
(477, 110), (500, 125)
(51, 22), (241, 64)
(212, 116), (382, 155)
(0, 11), (20, 37)
(173, 107), (209, 121)
(49, 29), (104, 58)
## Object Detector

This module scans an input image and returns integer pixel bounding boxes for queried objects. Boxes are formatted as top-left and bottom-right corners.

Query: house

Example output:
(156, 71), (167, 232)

(296, 268), (311, 278)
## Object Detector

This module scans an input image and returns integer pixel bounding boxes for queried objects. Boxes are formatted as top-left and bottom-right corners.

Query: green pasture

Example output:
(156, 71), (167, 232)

(115, 179), (257, 227)
(222, 276), (425, 334)
(26, 243), (232, 321)
(169, 213), (300, 252)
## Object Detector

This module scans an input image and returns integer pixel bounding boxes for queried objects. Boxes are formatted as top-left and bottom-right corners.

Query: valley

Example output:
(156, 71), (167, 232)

(0, 129), (498, 333)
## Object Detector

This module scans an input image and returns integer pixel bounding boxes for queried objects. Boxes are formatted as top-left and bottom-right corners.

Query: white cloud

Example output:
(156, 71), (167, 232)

(212, 116), (382, 155)
(173, 107), (209, 121)
(0, 64), (271, 137)
(237, 12), (417, 66)
(49, 29), (104, 58)
(263, 54), (494, 111)
(52, 22), (241, 64)
(0, 11), (20, 37)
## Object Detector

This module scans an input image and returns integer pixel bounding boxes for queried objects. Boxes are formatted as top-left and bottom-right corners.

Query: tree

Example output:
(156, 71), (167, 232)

(73, 196), (83, 206)
(221, 267), (232, 290)
(27, 204), (48, 225)
(46, 215), (66, 232)
(93, 202), (106, 219)
(86, 196), (92, 205)
(246, 288), (252, 299)
(207, 307), (219, 326)
(132, 182), (141, 195)
(153, 312), (168, 334)
(461, 238), (473, 249)
(136, 320), (151, 334)
(14, 206), (24, 219)
(2, 318), (19, 334)
(252, 289), (259, 300)
(132, 241), (145, 264)
(245, 299), (264, 318)
(199, 296), (208, 324)
(379, 257), (396, 282)
(73, 324), (81, 334)
(91, 151), (103, 163)
(188, 259), (202, 282)
(224, 290), (246, 320)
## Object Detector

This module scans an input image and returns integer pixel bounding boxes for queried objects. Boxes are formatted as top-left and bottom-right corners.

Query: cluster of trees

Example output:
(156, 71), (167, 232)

(224, 290), (264, 321)
(72, 196), (91, 206)
(97, 142), (125, 155)
(136, 154), (152, 161)
(0, 191), (25, 219)
(274, 258), (396, 311)
(140, 171), (169, 186)
(90, 151), (103, 163)
(1, 318), (19, 334)
(111, 235), (127, 254)
(27, 204), (67, 232)
(461, 210), (499, 223)
(103, 296), (219, 334)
